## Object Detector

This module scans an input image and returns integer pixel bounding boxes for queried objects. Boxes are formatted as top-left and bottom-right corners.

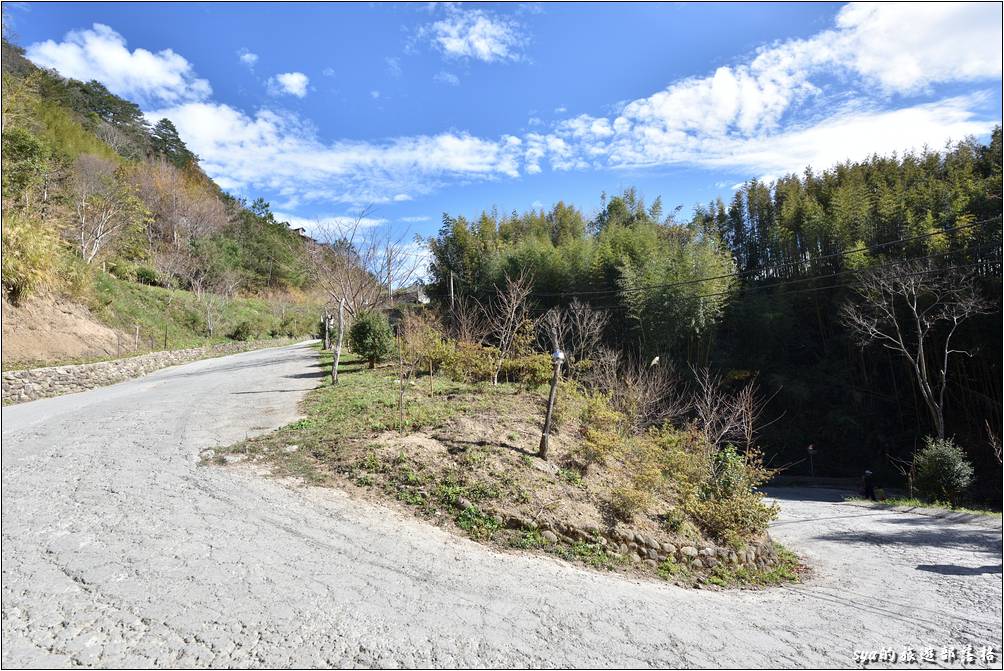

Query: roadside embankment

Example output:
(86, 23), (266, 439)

(2, 337), (307, 404)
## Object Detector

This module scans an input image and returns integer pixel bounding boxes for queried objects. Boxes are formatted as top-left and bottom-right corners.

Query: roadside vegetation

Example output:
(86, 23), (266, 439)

(218, 301), (804, 588)
(848, 496), (1000, 517)
(2, 37), (320, 367)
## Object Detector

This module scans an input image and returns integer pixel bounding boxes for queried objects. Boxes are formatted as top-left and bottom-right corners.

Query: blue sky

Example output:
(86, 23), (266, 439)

(7, 2), (1002, 241)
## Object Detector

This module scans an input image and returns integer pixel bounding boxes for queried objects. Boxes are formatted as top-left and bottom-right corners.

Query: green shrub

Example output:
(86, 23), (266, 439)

(609, 484), (653, 521)
(134, 265), (159, 286)
(578, 392), (625, 466)
(348, 310), (394, 368)
(442, 341), (498, 382)
(685, 489), (778, 546)
(501, 353), (553, 386)
(913, 436), (974, 506)
(683, 445), (778, 544)
(1, 212), (63, 303)
(228, 320), (254, 341)
(106, 260), (138, 281)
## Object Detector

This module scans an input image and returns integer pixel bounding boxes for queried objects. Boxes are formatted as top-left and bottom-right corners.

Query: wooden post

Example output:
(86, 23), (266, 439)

(429, 359), (434, 396)
(134, 324), (139, 350)
(331, 297), (345, 384)
(398, 333), (406, 434)
(164, 326), (168, 350)
(538, 352), (564, 459)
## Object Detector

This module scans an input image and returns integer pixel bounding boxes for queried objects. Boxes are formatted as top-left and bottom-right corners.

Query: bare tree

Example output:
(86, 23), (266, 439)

(539, 298), (609, 367)
(690, 368), (773, 455)
(453, 295), (491, 344)
(305, 208), (419, 383)
(69, 154), (145, 263)
(540, 306), (567, 354)
(131, 159), (228, 253)
(841, 262), (994, 438)
(618, 358), (687, 432)
(888, 454), (916, 498)
(987, 420), (1002, 466)
(485, 270), (534, 385)
(567, 299), (609, 364)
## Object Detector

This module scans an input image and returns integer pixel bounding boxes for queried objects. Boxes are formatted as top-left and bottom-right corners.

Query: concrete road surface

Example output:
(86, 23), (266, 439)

(3, 342), (1001, 667)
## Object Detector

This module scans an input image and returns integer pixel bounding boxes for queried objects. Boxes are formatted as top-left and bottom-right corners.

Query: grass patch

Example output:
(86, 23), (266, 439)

(214, 344), (798, 589)
(703, 543), (803, 588)
(847, 496), (1000, 516)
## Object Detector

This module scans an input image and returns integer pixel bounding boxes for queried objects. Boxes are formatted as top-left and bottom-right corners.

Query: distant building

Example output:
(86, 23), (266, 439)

(393, 284), (430, 306)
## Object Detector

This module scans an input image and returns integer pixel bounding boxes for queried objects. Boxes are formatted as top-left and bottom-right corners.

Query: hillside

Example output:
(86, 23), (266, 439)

(1, 37), (321, 365)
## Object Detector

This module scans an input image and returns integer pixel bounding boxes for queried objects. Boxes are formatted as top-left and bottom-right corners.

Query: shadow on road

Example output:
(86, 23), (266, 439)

(813, 527), (1001, 555)
(916, 563), (1002, 576)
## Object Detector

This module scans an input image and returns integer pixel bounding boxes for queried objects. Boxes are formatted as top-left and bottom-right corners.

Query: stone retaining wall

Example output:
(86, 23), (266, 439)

(2, 338), (301, 404)
(504, 513), (779, 571)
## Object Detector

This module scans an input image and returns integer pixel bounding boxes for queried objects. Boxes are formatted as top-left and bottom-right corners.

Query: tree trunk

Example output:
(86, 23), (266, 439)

(331, 298), (345, 384)
(323, 312), (331, 350)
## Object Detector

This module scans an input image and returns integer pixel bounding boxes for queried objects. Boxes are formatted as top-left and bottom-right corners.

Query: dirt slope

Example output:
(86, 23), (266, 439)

(1, 294), (123, 365)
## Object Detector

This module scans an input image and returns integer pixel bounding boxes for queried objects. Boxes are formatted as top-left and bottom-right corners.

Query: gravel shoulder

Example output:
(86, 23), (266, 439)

(2, 342), (1001, 668)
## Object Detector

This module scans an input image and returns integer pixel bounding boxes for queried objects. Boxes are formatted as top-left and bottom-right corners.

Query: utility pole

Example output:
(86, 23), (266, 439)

(538, 350), (564, 459)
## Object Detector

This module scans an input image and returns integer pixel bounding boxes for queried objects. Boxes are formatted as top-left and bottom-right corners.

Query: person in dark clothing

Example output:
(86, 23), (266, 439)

(862, 470), (877, 501)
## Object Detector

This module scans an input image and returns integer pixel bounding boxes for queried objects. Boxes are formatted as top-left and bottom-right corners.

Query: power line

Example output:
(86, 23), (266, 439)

(525, 255), (997, 317)
(520, 215), (1001, 299)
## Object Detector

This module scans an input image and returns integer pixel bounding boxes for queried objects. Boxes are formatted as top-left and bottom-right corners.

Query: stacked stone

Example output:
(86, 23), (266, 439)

(501, 513), (778, 571)
(2, 338), (297, 404)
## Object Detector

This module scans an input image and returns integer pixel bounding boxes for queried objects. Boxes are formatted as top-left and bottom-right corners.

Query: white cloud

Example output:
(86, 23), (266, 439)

(237, 48), (258, 67)
(272, 211), (387, 237)
(370, 90), (381, 100)
(526, 2), (1001, 177)
(148, 102), (524, 206)
(434, 71), (460, 86)
(385, 56), (402, 77)
(322, 67), (335, 77)
(268, 72), (309, 98)
(424, 7), (524, 63)
(700, 96), (995, 177)
(25, 23), (211, 105)
(831, 2), (1002, 92)
(400, 215), (431, 223)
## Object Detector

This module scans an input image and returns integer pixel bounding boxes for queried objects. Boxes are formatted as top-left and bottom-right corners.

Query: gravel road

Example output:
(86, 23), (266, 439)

(3, 341), (1001, 668)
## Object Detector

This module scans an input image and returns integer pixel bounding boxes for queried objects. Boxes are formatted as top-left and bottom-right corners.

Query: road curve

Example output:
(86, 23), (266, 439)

(2, 342), (1001, 667)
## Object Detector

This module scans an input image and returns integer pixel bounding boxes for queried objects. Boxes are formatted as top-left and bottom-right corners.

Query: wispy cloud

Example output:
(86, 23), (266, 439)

(148, 101), (523, 206)
(385, 56), (402, 78)
(433, 71), (460, 86)
(422, 6), (525, 63)
(272, 211), (388, 236)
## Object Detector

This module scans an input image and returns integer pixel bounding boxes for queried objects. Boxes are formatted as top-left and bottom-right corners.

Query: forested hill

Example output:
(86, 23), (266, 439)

(2, 37), (316, 343)
(428, 134), (1003, 497)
